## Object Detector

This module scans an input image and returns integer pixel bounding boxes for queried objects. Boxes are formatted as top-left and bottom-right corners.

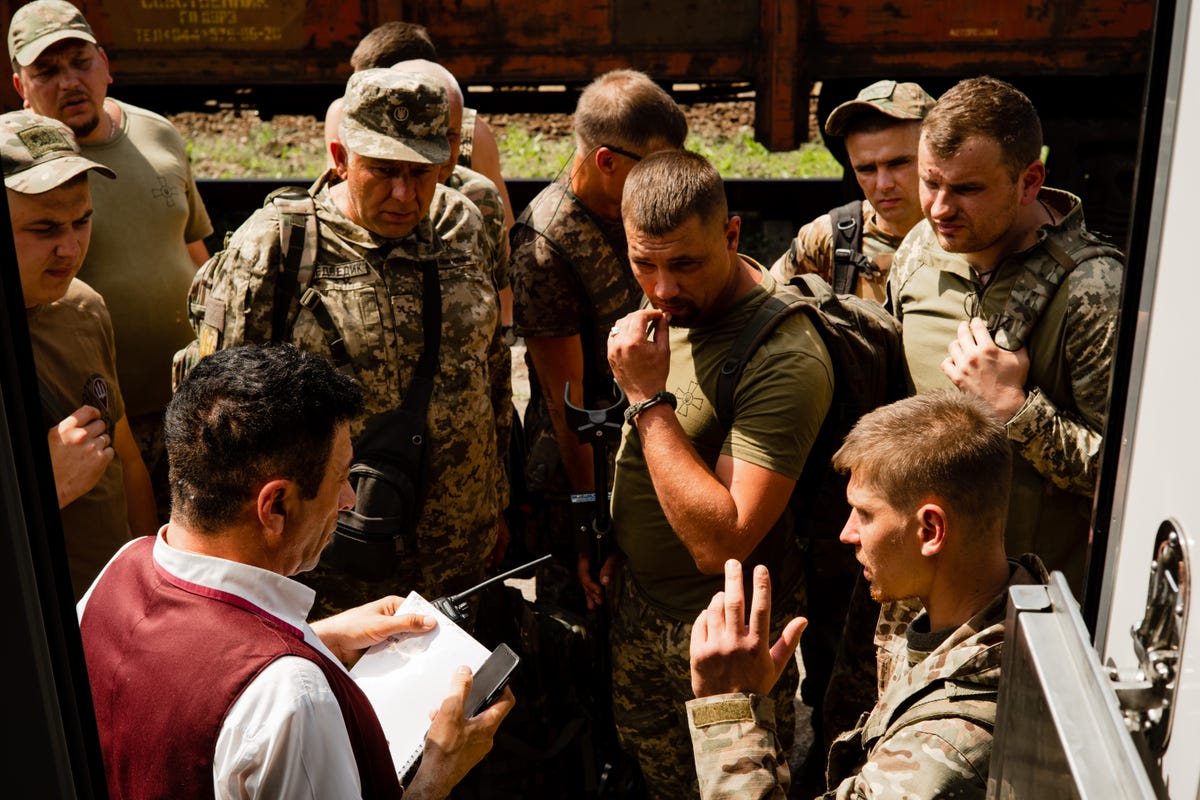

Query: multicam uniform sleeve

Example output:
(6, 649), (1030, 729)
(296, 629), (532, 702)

(688, 693), (790, 800)
(1004, 256), (1123, 495)
(824, 719), (990, 800)
(768, 215), (835, 285)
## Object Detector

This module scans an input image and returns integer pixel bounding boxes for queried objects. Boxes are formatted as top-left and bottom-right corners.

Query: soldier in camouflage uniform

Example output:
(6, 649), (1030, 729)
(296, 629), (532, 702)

(889, 76), (1123, 594)
(688, 391), (1049, 800)
(768, 81), (936, 782)
(608, 151), (833, 799)
(188, 69), (508, 612)
(770, 80), (934, 303)
(508, 70), (687, 604)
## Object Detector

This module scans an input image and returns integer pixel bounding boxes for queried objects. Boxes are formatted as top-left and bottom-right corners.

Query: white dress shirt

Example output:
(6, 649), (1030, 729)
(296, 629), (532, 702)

(79, 532), (373, 799)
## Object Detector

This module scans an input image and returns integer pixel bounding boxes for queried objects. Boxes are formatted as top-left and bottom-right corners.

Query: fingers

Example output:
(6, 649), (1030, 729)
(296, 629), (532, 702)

(65, 404), (102, 428)
(577, 555), (604, 609)
(437, 665), (472, 721)
(723, 559), (746, 635)
(769, 616), (808, 676)
(599, 553), (619, 586)
(969, 316), (993, 346)
(471, 685), (515, 727)
(386, 613), (438, 635)
(747, 563), (771, 643)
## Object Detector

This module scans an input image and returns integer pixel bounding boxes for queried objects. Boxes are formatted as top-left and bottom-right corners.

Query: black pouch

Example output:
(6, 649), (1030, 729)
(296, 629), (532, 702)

(322, 394), (429, 581)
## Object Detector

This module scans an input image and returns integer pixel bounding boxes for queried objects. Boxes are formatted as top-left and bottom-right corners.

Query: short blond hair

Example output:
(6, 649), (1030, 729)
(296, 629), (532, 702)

(833, 391), (1011, 536)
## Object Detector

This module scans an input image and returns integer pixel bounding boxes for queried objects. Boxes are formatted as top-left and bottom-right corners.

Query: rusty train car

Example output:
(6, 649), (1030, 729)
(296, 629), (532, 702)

(0, 0), (1154, 236)
(0, 1), (1153, 147)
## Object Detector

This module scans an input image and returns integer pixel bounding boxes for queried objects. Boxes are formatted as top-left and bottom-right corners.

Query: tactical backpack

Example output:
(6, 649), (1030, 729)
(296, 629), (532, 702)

(829, 199), (882, 295)
(173, 185), (318, 390)
(715, 272), (904, 545)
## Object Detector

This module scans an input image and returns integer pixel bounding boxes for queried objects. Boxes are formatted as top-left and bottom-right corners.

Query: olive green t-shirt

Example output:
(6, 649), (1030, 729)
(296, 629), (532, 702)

(612, 266), (834, 619)
(80, 99), (213, 419)
(27, 280), (130, 598)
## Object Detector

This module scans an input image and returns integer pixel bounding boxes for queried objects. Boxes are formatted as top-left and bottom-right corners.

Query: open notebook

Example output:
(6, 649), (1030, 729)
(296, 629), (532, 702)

(351, 592), (491, 778)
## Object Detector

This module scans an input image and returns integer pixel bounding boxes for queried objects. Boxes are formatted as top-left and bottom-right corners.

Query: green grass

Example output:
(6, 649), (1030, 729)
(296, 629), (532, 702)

(495, 124), (842, 178)
(188, 122), (325, 179)
(184, 119), (843, 180)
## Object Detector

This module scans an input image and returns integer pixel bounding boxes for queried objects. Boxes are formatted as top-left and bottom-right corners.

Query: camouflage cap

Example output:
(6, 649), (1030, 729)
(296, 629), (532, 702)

(825, 80), (935, 137)
(1, 110), (114, 193)
(338, 68), (450, 164)
(8, 0), (97, 68)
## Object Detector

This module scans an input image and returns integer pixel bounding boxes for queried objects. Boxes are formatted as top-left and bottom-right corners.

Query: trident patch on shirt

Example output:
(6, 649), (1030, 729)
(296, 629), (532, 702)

(82, 373), (113, 435)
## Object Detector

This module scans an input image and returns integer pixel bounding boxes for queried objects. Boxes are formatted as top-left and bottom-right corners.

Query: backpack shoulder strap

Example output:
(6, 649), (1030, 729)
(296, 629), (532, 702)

(268, 186), (319, 344)
(993, 236), (1124, 351)
(830, 199), (882, 294)
(715, 292), (811, 430)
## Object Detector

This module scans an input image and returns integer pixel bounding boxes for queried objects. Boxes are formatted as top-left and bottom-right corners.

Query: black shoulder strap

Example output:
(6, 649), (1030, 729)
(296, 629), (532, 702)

(403, 259), (442, 414)
(269, 186), (318, 344)
(830, 199), (864, 295)
(715, 293), (810, 430)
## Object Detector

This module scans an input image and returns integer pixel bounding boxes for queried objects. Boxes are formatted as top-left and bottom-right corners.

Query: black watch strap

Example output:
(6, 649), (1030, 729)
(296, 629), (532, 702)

(624, 391), (677, 424)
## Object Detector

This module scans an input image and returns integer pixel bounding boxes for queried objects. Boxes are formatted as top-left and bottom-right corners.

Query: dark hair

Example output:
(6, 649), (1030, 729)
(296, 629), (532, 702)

(622, 149), (727, 237)
(350, 21), (437, 71)
(833, 391), (1012, 538)
(574, 69), (688, 153)
(165, 345), (364, 533)
(921, 76), (1042, 180)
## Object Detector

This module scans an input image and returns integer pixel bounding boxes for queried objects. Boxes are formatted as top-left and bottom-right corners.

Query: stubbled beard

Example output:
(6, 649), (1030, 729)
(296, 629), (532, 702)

(71, 112), (100, 138)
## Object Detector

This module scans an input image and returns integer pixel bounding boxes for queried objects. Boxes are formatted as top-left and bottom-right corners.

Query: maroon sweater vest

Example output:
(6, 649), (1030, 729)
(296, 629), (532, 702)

(79, 537), (402, 799)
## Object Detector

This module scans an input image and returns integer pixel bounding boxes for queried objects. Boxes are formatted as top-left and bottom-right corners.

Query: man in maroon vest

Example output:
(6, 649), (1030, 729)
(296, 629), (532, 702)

(78, 345), (513, 799)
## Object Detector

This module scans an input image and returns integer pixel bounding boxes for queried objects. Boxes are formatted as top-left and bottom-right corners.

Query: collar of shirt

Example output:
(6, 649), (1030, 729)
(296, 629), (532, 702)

(150, 528), (347, 672)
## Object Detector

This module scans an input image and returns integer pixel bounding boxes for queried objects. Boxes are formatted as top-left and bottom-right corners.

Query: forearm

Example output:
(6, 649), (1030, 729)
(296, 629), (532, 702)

(635, 407), (754, 573)
(1007, 266), (1118, 495)
(1005, 388), (1102, 494)
(527, 335), (596, 491)
(688, 693), (789, 800)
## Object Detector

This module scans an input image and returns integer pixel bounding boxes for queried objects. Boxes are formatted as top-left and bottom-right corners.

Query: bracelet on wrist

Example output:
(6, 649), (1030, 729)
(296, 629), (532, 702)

(624, 391), (677, 424)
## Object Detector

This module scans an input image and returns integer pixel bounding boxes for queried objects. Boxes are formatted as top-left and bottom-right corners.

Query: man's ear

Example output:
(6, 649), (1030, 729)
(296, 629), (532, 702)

(330, 140), (350, 179)
(256, 478), (293, 539)
(13, 71), (26, 102)
(594, 146), (619, 175)
(725, 215), (742, 253)
(1018, 158), (1046, 206)
(916, 501), (949, 557)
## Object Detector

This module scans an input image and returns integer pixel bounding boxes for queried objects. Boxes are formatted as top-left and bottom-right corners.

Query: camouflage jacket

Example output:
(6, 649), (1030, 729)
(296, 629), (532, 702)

(769, 199), (906, 304)
(188, 172), (507, 585)
(446, 164), (508, 292)
(510, 179), (643, 493)
(822, 554), (1049, 800)
(888, 190), (1122, 588)
(688, 692), (790, 799)
(687, 555), (1047, 800)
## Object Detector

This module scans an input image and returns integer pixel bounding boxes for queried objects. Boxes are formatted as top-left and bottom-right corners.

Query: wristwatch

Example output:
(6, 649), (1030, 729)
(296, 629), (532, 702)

(624, 391), (677, 424)
(500, 325), (516, 347)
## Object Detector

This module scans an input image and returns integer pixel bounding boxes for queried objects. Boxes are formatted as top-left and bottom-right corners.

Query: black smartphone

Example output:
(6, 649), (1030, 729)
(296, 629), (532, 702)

(464, 643), (519, 717)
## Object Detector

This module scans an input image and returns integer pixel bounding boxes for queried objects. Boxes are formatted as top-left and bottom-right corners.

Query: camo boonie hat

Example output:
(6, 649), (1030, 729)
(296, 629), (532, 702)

(8, 0), (97, 68)
(338, 68), (450, 164)
(1, 110), (114, 193)
(825, 80), (936, 136)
